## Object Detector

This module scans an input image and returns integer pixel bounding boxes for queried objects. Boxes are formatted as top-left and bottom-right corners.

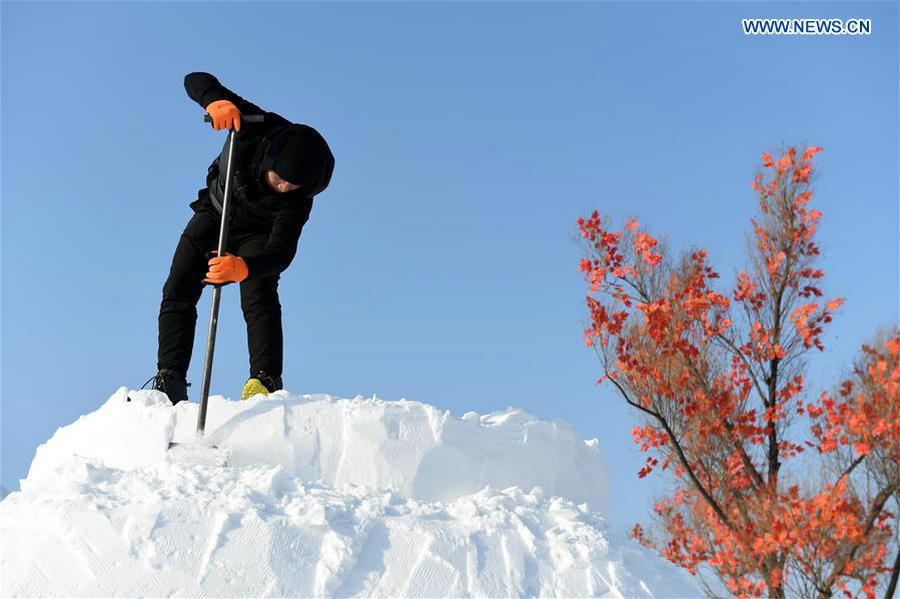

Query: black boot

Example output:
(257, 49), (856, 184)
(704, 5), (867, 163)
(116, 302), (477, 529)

(152, 368), (190, 405)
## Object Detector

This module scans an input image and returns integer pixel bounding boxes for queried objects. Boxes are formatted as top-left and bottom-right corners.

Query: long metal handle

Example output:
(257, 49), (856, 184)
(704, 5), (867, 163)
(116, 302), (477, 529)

(195, 127), (239, 440)
(193, 113), (266, 439)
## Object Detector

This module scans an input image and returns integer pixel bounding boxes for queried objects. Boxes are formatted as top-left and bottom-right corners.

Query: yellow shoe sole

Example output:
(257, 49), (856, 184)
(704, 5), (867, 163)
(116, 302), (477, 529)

(242, 378), (270, 401)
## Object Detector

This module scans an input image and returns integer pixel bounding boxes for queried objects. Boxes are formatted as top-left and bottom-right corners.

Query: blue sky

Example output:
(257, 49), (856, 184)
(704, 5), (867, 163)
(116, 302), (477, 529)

(2, 1), (897, 529)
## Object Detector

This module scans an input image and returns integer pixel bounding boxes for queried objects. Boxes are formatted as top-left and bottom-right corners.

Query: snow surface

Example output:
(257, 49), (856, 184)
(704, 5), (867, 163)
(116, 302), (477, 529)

(1, 388), (701, 597)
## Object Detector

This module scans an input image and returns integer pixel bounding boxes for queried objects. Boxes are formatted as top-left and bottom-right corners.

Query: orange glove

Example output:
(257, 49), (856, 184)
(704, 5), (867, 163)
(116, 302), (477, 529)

(204, 251), (249, 284)
(205, 99), (241, 131)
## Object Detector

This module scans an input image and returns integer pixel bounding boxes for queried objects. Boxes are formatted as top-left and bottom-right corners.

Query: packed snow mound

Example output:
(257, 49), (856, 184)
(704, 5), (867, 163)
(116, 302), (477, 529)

(1, 388), (701, 597)
(22, 387), (609, 514)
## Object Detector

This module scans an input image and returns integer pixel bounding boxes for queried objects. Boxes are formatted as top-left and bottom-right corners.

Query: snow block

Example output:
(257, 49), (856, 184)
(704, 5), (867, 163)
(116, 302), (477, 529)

(1, 388), (700, 597)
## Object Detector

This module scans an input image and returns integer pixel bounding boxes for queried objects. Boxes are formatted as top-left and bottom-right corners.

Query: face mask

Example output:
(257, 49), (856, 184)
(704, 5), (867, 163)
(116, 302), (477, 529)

(267, 125), (319, 190)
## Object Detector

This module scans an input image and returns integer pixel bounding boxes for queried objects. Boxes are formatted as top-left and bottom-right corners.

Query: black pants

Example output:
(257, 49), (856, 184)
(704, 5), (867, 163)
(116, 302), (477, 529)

(157, 209), (283, 379)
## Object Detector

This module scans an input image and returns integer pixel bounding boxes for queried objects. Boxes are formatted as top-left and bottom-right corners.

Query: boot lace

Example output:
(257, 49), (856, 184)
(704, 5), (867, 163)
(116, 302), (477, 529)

(139, 371), (191, 392)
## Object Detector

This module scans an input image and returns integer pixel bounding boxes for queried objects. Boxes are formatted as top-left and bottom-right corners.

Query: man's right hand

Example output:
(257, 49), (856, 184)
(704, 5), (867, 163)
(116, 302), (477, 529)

(205, 99), (241, 131)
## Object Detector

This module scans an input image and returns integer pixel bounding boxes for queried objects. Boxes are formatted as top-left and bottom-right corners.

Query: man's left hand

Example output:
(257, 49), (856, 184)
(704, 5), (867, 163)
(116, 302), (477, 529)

(204, 251), (249, 284)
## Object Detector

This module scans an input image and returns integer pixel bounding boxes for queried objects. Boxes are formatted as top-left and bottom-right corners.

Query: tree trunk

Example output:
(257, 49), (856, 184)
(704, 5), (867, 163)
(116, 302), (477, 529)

(883, 543), (900, 599)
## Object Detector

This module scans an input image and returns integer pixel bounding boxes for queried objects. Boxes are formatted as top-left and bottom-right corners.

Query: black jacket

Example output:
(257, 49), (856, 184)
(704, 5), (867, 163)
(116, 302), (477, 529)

(184, 72), (335, 279)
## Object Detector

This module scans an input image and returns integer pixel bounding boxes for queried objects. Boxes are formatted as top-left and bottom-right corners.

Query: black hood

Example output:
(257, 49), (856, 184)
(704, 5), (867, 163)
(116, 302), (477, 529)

(253, 124), (334, 198)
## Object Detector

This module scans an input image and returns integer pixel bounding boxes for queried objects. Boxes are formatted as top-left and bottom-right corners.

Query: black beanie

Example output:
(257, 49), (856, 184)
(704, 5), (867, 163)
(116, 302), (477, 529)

(267, 124), (325, 189)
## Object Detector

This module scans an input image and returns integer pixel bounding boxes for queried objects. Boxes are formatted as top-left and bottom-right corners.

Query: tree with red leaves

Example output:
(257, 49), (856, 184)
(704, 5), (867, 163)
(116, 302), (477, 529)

(577, 146), (899, 598)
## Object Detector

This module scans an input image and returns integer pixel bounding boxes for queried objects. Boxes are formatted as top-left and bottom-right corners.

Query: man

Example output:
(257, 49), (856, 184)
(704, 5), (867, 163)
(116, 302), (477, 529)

(152, 72), (334, 405)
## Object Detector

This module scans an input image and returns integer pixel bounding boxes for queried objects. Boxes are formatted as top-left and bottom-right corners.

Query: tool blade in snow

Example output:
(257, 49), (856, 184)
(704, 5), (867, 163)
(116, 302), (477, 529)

(167, 441), (230, 467)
